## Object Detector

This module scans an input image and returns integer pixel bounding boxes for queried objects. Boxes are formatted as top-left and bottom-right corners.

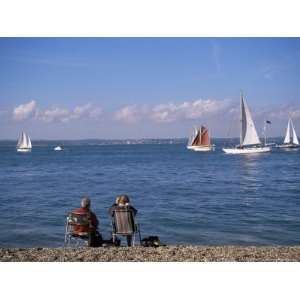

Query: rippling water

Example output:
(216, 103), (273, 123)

(0, 139), (299, 247)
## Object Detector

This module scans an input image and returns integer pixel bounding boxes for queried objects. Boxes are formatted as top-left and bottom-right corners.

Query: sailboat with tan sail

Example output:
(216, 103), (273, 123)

(187, 126), (215, 152)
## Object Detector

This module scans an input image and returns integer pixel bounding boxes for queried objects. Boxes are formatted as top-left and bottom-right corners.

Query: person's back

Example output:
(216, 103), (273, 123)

(72, 196), (102, 247)
(108, 195), (137, 217)
(108, 195), (137, 246)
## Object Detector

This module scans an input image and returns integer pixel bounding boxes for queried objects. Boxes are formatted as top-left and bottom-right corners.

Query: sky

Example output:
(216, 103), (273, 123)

(0, 37), (300, 139)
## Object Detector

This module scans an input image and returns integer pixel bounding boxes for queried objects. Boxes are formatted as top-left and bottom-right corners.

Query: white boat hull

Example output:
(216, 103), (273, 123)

(187, 145), (215, 152)
(54, 146), (63, 151)
(222, 147), (271, 154)
(17, 148), (32, 153)
(276, 144), (299, 149)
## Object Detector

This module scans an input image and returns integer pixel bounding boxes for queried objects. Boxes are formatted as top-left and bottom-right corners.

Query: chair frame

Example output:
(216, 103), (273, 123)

(64, 212), (91, 247)
(111, 208), (141, 246)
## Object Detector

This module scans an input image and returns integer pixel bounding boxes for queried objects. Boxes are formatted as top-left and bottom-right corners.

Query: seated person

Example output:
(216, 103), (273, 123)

(72, 196), (102, 247)
(108, 194), (137, 246)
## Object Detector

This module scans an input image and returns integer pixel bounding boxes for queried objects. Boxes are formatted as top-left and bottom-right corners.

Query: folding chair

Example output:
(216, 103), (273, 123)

(111, 207), (141, 246)
(64, 212), (91, 247)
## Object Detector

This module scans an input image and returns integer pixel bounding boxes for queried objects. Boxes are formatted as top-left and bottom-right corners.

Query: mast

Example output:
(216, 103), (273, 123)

(240, 93), (243, 146)
(199, 127), (202, 145)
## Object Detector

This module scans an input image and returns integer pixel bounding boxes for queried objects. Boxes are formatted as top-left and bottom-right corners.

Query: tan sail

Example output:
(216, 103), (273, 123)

(191, 126), (210, 146)
(200, 126), (210, 146)
(187, 125), (214, 151)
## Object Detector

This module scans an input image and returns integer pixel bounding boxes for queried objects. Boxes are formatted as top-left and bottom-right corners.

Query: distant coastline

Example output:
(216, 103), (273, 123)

(0, 137), (283, 145)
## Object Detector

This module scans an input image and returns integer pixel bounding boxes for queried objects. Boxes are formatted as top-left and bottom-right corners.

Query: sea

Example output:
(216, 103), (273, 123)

(0, 138), (299, 247)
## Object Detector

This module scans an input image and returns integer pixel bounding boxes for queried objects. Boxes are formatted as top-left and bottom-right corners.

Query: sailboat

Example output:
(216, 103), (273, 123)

(17, 131), (32, 152)
(187, 126), (215, 152)
(223, 94), (271, 154)
(277, 118), (299, 149)
(54, 145), (64, 151)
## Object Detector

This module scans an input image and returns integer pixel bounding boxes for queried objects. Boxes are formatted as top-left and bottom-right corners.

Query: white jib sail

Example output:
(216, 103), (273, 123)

(283, 119), (291, 144)
(291, 119), (299, 145)
(26, 134), (32, 149)
(240, 96), (261, 146)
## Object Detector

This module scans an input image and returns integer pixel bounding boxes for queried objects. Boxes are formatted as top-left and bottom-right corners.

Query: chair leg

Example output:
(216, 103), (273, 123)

(138, 229), (142, 245)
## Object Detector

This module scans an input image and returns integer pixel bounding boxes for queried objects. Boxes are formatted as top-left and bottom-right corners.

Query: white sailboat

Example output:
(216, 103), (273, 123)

(17, 131), (32, 152)
(223, 94), (271, 154)
(54, 145), (63, 151)
(187, 125), (215, 152)
(277, 118), (299, 149)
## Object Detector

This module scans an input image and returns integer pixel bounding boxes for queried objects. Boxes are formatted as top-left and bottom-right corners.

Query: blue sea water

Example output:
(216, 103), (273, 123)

(0, 139), (299, 247)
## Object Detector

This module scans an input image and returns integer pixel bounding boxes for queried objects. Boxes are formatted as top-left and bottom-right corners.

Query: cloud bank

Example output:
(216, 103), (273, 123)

(11, 98), (300, 131)
(114, 99), (232, 124)
(13, 100), (37, 121)
(13, 101), (102, 123)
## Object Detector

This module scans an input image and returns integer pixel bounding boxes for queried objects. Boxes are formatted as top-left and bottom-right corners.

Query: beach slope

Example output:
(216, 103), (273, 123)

(1, 246), (300, 262)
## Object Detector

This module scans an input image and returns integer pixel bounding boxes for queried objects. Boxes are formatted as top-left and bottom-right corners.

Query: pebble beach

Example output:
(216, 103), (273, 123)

(1, 246), (300, 262)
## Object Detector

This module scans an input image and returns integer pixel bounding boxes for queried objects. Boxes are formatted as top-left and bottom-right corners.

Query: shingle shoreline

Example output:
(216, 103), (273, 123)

(1, 246), (300, 262)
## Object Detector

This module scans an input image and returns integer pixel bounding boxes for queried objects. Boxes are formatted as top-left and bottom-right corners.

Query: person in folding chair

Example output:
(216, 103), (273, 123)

(108, 194), (140, 247)
(66, 196), (102, 247)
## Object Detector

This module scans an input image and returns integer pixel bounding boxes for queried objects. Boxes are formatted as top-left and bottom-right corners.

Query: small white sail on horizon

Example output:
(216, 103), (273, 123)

(278, 118), (299, 149)
(223, 94), (271, 154)
(17, 131), (32, 152)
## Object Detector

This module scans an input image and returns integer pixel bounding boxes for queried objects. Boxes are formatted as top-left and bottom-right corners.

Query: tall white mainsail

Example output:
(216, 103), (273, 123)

(283, 119), (291, 144)
(240, 95), (261, 146)
(291, 119), (299, 145)
(17, 131), (32, 150)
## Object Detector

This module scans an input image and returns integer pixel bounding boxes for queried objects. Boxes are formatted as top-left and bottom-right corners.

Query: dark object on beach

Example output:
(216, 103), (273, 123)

(141, 236), (163, 247)
(102, 238), (120, 247)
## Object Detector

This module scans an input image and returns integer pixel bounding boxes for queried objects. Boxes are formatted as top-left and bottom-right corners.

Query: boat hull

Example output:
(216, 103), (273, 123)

(187, 145), (215, 152)
(17, 148), (32, 153)
(276, 144), (299, 149)
(222, 147), (271, 154)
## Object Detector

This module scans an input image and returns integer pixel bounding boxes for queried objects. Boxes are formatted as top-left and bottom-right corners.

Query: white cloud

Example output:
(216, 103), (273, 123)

(114, 105), (147, 123)
(291, 110), (300, 120)
(13, 101), (103, 123)
(114, 99), (232, 124)
(13, 100), (37, 121)
(89, 107), (103, 119)
(151, 99), (231, 123)
(36, 107), (70, 123)
(72, 103), (102, 120)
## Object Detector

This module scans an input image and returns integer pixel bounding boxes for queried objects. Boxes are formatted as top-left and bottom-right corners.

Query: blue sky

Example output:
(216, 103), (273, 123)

(0, 38), (300, 139)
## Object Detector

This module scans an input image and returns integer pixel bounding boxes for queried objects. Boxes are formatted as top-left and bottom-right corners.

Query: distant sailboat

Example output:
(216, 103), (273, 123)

(17, 131), (32, 152)
(223, 94), (271, 154)
(187, 126), (215, 152)
(277, 118), (299, 149)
